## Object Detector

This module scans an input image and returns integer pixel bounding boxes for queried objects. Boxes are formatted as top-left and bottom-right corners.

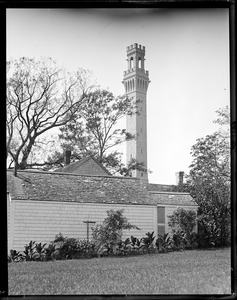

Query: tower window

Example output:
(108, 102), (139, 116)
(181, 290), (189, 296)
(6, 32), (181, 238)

(130, 57), (134, 69)
(138, 57), (142, 68)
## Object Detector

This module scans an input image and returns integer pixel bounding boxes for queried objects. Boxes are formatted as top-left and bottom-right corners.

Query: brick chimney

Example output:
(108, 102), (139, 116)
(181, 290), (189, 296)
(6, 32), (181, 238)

(64, 149), (71, 165)
(175, 171), (184, 185)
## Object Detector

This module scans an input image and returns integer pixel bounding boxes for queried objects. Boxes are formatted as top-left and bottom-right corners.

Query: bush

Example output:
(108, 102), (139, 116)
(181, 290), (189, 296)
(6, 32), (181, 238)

(130, 236), (143, 254)
(168, 208), (198, 250)
(114, 238), (132, 256)
(91, 209), (140, 256)
(155, 233), (173, 253)
(8, 233), (98, 262)
(52, 234), (97, 259)
(141, 231), (156, 254)
(8, 249), (24, 262)
(34, 242), (47, 261)
(172, 231), (187, 250)
(23, 241), (38, 261)
(44, 243), (57, 261)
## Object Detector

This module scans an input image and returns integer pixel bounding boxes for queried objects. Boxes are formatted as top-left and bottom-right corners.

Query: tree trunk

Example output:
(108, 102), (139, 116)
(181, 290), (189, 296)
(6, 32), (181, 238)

(19, 139), (35, 169)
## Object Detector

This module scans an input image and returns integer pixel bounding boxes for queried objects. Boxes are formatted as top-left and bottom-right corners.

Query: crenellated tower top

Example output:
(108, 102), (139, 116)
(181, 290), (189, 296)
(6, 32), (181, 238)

(123, 43), (150, 95)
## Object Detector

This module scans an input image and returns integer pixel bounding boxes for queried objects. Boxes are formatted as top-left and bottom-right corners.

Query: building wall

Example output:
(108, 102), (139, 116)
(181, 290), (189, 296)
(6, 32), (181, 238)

(7, 199), (157, 252)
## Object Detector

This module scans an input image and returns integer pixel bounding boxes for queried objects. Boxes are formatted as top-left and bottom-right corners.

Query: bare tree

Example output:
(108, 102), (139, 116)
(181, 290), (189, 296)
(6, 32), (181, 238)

(6, 57), (96, 169)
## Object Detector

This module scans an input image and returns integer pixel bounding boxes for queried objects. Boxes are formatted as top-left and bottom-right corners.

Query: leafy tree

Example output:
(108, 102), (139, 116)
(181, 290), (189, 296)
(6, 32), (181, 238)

(91, 209), (140, 255)
(6, 57), (95, 169)
(50, 88), (150, 175)
(59, 89), (135, 153)
(187, 106), (231, 247)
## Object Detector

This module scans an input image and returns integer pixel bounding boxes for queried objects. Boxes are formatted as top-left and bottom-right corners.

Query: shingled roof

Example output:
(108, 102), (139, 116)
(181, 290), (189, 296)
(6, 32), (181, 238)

(149, 191), (197, 206)
(147, 183), (176, 192)
(7, 169), (197, 207)
(55, 155), (111, 176)
(7, 169), (151, 205)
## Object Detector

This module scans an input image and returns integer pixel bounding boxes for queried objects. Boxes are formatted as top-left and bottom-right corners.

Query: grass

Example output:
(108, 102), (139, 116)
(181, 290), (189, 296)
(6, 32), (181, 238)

(8, 248), (231, 295)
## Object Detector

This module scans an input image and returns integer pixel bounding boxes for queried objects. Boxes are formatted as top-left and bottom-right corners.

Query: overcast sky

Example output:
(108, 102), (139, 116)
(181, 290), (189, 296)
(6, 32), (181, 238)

(6, 8), (230, 184)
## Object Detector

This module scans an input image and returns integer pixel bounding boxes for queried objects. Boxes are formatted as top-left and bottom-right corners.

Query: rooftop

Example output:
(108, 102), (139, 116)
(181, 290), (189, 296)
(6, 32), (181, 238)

(7, 169), (197, 207)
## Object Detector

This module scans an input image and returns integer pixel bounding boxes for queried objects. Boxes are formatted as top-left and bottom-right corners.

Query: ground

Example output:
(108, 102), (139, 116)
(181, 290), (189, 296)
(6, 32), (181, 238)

(8, 248), (231, 295)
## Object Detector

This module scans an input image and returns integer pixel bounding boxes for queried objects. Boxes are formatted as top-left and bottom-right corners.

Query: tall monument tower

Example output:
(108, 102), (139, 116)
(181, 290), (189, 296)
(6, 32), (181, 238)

(122, 43), (150, 182)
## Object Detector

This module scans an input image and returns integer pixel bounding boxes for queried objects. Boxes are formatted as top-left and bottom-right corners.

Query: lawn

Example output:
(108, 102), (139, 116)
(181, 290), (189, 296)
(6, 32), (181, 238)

(8, 248), (231, 295)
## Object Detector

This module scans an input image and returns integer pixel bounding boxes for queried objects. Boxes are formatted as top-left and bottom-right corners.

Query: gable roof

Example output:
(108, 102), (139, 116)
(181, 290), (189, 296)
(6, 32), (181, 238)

(56, 155), (111, 176)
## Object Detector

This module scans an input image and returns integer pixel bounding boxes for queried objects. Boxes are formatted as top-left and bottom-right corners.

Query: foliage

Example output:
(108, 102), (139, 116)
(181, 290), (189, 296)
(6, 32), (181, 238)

(44, 243), (57, 261)
(8, 233), (97, 262)
(8, 250), (24, 262)
(188, 232), (199, 249)
(155, 233), (173, 253)
(6, 57), (95, 169)
(52, 233), (96, 259)
(171, 231), (187, 250)
(56, 89), (135, 172)
(168, 208), (197, 240)
(91, 209), (140, 255)
(130, 235), (143, 253)
(114, 238), (132, 256)
(168, 208), (198, 250)
(187, 106), (231, 247)
(23, 241), (38, 261)
(34, 242), (47, 261)
(50, 88), (150, 176)
(119, 157), (152, 177)
(141, 231), (156, 253)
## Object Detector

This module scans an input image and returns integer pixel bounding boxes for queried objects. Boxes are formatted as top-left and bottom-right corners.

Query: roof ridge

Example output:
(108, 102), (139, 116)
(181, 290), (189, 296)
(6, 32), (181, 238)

(6, 169), (140, 180)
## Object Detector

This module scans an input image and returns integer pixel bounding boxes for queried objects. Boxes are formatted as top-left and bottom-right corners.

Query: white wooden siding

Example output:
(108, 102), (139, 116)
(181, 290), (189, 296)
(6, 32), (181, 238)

(8, 200), (157, 252)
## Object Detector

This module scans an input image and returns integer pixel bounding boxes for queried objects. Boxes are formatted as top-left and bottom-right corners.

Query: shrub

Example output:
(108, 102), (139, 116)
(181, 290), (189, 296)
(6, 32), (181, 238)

(155, 233), (173, 253)
(114, 238), (132, 256)
(168, 208), (197, 238)
(141, 231), (156, 254)
(187, 232), (199, 249)
(8, 250), (24, 262)
(172, 231), (187, 250)
(168, 208), (198, 250)
(34, 242), (47, 261)
(130, 236), (143, 254)
(44, 243), (57, 261)
(91, 209), (140, 256)
(52, 233), (97, 259)
(23, 241), (38, 261)
(196, 212), (231, 248)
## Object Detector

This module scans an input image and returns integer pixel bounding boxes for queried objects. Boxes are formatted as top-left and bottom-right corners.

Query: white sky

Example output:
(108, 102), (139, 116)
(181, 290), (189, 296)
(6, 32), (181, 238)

(6, 8), (230, 184)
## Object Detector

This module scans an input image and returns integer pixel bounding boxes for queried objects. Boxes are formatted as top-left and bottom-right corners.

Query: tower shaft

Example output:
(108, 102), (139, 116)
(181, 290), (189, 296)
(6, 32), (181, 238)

(123, 43), (150, 182)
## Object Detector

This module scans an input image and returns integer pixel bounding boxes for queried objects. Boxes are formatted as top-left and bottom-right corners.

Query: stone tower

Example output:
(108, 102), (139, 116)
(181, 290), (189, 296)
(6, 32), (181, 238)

(122, 43), (150, 182)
